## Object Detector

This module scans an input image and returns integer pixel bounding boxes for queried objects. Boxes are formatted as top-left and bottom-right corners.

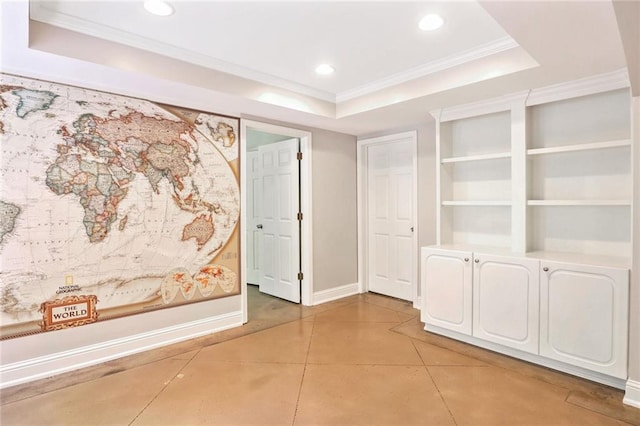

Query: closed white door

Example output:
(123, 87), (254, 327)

(472, 253), (539, 354)
(258, 138), (300, 303)
(421, 248), (473, 335)
(366, 139), (414, 301)
(246, 151), (261, 285)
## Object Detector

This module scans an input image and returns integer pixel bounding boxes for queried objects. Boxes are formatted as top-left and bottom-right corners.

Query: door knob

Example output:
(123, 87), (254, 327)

(543, 267), (549, 272)
(256, 224), (263, 229)
(474, 259), (480, 263)
(464, 258), (469, 262)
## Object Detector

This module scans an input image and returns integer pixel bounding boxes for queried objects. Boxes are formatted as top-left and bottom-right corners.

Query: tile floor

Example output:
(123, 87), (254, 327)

(1, 286), (639, 425)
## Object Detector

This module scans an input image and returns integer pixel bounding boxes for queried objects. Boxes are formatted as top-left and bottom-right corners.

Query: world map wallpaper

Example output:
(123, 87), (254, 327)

(0, 74), (240, 339)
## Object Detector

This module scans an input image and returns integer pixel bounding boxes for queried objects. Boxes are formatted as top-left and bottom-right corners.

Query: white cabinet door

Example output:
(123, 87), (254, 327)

(472, 253), (539, 354)
(540, 261), (629, 379)
(421, 248), (472, 335)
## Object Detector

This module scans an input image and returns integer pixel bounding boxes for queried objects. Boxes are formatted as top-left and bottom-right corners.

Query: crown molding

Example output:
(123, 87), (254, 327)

(438, 90), (530, 122)
(526, 69), (630, 106)
(336, 36), (519, 103)
(29, 3), (336, 103)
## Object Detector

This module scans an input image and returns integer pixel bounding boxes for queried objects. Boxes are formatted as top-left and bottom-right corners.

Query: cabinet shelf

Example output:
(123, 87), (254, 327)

(527, 139), (630, 156)
(441, 152), (511, 164)
(527, 200), (631, 206)
(442, 200), (511, 206)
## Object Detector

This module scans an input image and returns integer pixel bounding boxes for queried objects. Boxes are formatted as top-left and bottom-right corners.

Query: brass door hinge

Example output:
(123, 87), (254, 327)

(297, 272), (304, 280)
(297, 212), (303, 221)
(297, 152), (303, 160)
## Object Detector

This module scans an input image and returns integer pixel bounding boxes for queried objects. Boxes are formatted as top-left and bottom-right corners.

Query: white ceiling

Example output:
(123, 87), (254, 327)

(13, 1), (638, 135)
(29, 1), (517, 102)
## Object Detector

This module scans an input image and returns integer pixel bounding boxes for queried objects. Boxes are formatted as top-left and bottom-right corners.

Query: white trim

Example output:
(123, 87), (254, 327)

(437, 91), (530, 122)
(337, 37), (519, 103)
(623, 379), (640, 408)
(0, 311), (242, 389)
(240, 120), (314, 316)
(312, 282), (359, 305)
(357, 131), (419, 304)
(526, 69), (630, 106)
(432, 70), (630, 124)
(425, 324), (627, 390)
(29, 3), (335, 103)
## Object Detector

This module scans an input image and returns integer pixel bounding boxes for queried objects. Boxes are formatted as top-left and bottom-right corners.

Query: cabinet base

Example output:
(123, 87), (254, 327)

(424, 324), (626, 390)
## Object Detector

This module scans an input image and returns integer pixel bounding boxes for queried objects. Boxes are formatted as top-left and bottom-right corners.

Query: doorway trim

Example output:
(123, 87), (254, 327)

(240, 119), (314, 323)
(357, 131), (419, 308)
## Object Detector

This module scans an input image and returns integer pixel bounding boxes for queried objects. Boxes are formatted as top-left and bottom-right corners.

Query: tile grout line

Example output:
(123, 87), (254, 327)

(127, 347), (202, 426)
(291, 317), (316, 426)
(410, 338), (459, 426)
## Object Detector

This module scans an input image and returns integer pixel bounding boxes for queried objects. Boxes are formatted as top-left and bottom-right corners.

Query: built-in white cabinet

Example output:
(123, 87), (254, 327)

(424, 72), (632, 388)
(473, 253), (539, 354)
(539, 260), (629, 379)
(421, 247), (472, 335)
(526, 88), (631, 258)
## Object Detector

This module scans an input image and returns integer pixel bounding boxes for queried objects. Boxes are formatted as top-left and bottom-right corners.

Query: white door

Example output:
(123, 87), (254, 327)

(421, 248), (473, 335)
(472, 253), (539, 354)
(366, 139), (414, 301)
(246, 151), (260, 285)
(258, 138), (301, 303)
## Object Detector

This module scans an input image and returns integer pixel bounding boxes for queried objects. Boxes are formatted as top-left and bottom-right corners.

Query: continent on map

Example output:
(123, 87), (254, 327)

(43, 111), (222, 246)
(0, 201), (20, 244)
(204, 121), (236, 148)
(11, 89), (58, 119)
(46, 154), (133, 243)
(182, 214), (214, 250)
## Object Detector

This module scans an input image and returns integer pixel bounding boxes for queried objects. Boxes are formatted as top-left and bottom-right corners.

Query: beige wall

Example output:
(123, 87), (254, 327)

(243, 115), (358, 292)
(311, 129), (359, 291)
(416, 120), (438, 251)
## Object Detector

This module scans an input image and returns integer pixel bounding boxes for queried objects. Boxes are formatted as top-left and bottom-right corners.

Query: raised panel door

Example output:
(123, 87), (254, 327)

(367, 139), (414, 301)
(257, 138), (300, 303)
(472, 253), (539, 354)
(540, 261), (629, 378)
(421, 248), (472, 335)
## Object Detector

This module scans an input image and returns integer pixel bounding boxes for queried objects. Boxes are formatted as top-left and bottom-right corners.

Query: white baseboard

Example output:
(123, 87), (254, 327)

(0, 311), (243, 389)
(413, 296), (421, 310)
(312, 282), (359, 305)
(623, 379), (640, 408)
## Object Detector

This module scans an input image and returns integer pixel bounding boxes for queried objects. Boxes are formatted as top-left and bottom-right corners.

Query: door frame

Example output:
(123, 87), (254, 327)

(240, 119), (313, 322)
(357, 131), (419, 308)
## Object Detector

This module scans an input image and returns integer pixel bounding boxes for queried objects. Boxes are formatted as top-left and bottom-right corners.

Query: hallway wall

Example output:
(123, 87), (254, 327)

(243, 116), (359, 293)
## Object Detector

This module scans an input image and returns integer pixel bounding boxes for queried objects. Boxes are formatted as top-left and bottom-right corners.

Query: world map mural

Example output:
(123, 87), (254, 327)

(0, 74), (240, 339)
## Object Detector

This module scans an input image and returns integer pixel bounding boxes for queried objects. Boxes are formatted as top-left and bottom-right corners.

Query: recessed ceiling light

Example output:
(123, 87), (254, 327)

(419, 14), (444, 31)
(315, 64), (335, 76)
(144, 0), (174, 16)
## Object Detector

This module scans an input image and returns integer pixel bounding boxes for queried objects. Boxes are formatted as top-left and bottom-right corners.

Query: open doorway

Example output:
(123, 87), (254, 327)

(240, 120), (313, 324)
